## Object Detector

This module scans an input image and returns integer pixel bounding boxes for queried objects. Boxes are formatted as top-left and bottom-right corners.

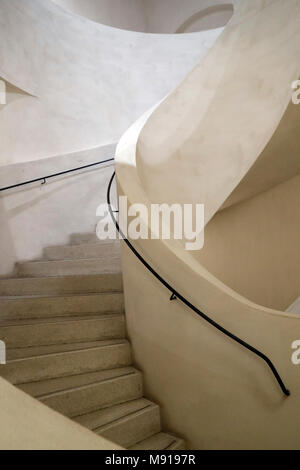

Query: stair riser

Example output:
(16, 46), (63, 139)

(44, 243), (120, 261)
(0, 343), (131, 384)
(0, 316), (125, 348)
(40, 373), (143, 417)
(169, 439), (186, 450)
(98, 406), (161, 448)
(0, 293), (124, 321)
(0, 274), (123, 296)
(70, 234), (106, 245)
(17, 258), (121, 277)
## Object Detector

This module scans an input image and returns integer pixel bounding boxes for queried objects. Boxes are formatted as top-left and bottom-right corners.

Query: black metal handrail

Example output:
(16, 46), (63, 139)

(107, 171), (290, 397)
(0, 158), (114, 193)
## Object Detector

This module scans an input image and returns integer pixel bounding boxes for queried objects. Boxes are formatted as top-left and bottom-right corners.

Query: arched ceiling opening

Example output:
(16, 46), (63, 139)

(51, 0), (234, 33)
(176, 4), (234, 34)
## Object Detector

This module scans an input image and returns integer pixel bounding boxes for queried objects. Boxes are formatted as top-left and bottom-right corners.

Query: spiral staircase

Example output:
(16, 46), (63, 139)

(0, 235), (184, 450)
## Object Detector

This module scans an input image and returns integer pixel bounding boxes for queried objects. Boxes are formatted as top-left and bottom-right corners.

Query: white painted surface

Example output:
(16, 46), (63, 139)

(52, 0), (234, 33)
(0, 0), (222, 166)
(0, 145), (117, 276)
(52, 0), (147, 31)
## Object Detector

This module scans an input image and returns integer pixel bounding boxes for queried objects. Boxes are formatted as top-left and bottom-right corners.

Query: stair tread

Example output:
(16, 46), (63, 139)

(74, 398), (156, 430)
(6, 339), (129, 362)
(32, 367), (140, 399)
(47, 241), (119, 251)
(18, 257), (121, 266)
(70, 234), (116, 245)
(0, 291), (123, 301)
(0, 273), (122, 282)
(7, 339), (127, 360)
(0, 313), (123, 327)
(0, 273), (123, 296)
(129, 432), (183, 450)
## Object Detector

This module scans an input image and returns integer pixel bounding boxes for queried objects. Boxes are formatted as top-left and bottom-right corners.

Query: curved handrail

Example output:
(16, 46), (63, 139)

(107, 171), (290, 397)
(0, 158), (114, 193)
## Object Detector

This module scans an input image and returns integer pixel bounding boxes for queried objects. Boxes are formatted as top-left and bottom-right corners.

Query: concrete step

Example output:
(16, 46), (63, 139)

(6, 339), (122, 360)
(44, 242), (120, 262)
(74, 398), (161, 448)
(0, 340), (131, 384)
(38, 368), (143, 417)
(17, 258), (121, 278)
(0, 292), (124, 321)
(129, 432), (185, 450)
(70, 233), (112, 245)
(19, 367), (136, 397)
(0, 273), (123, 296)
(0, 314), (125, 348)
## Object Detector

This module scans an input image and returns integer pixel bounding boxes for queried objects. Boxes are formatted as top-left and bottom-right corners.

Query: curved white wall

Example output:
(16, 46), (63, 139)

(0, 0), (222, 166)
(52, 0), (147, 32)
(52, 0), (235, 33)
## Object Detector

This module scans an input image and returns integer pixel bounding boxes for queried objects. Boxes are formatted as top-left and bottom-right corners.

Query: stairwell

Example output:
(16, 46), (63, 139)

(0, 234), (184, 450)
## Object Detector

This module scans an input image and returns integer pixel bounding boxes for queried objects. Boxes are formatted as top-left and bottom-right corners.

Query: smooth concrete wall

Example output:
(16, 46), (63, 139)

(52, 0), (147, 32)
(0, 377), (121, 450)
(197, 172), (300, 311)
(0, 0), (221, 166)
(116, 0), (300, 449)
(143, 0), (236, 33)
(0, 145), (116, 276)
(222, 99), (300, 210)
(0, 78), (30, 112)
(121, 239), (300, 449)
(175, 5), (234, 34)
(137, 0), (300, 227)
(52, 0), (234, 33)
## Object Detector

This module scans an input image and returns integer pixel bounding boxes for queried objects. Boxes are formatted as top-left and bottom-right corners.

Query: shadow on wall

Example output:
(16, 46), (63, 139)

(176, 4), (234, 33)
(0, 77), (31, 112)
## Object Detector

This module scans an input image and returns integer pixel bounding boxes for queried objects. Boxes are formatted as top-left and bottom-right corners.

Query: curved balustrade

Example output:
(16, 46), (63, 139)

(114, 0), (300, 449)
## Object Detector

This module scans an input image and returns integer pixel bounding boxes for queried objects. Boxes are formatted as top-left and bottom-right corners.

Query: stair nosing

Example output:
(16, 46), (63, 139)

(38, 369), (141, 400)
(92, 403), (157, 433)
(5, 339), (129, 363)
(0, 291), (123, 301)
(0, 273), (123, 283)
(18, 256), (121, 266)
(45, 241), (119, 251)
(0, 313), (124, 327)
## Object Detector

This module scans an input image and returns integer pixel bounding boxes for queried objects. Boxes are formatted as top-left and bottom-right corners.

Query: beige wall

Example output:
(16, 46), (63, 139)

(0, 377), (121, 450)
(121, 242), (300, 450)
(116, 0), (300, 450)
(197, 172), (300, 311)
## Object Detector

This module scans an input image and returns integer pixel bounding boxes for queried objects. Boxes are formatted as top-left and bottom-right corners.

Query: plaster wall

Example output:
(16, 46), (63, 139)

(0, 0), (221, 166)
(143, 0), (235, 33)
(0, 145), (116, 276)
(52, 0), (235, 33)
(116, 0), (300, 449)
(52, 0), (147, 31)
(0, 377), (121, 450)
(198, 172), (300, 311)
